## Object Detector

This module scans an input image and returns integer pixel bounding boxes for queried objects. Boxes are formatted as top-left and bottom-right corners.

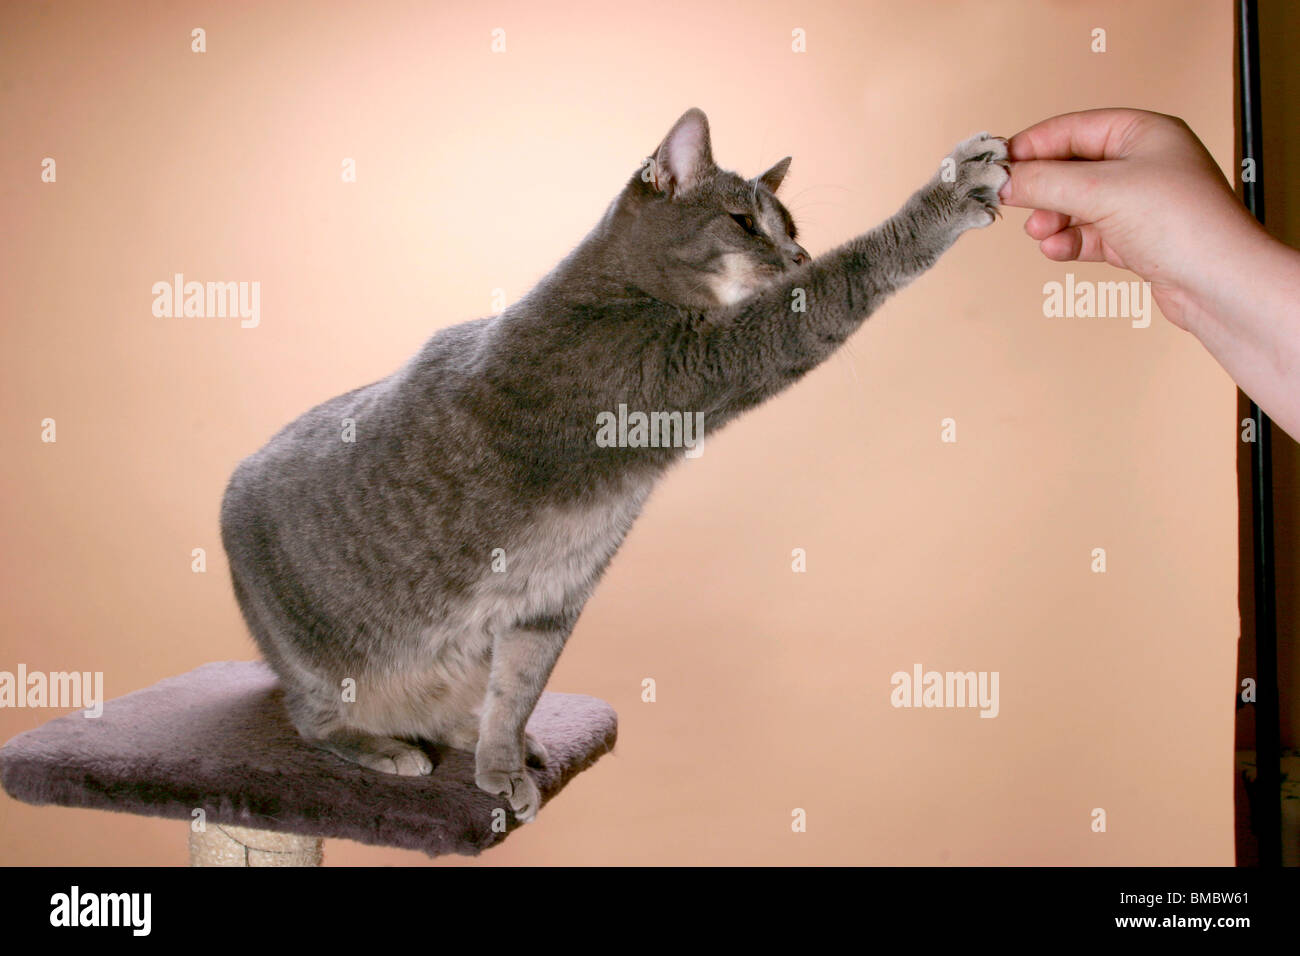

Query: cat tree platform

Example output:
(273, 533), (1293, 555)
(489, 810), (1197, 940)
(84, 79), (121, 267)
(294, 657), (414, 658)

(0, 661), (617, 865)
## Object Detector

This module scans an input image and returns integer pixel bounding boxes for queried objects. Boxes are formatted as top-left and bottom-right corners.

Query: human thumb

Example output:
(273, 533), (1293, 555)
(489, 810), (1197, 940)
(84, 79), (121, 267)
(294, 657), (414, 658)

(999, 159), (1110, 222)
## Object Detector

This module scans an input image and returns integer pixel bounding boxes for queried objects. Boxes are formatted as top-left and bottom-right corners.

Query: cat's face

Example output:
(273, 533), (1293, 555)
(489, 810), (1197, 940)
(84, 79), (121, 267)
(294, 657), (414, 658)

(611, 109), (811, 310)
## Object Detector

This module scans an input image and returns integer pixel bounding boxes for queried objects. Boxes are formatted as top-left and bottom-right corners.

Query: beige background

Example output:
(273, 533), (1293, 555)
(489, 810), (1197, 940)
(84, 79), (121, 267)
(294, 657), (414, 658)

(0, 0), (1239, 865)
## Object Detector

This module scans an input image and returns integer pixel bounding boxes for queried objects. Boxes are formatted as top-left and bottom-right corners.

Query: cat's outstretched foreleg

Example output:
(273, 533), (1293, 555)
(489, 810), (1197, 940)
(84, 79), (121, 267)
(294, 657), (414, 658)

(660, 133), (1009, 424)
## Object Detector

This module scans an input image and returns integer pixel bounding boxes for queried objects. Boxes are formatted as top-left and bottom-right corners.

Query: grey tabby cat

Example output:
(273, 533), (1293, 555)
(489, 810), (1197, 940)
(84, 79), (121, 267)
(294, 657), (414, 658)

(221, 109), (1008, 821)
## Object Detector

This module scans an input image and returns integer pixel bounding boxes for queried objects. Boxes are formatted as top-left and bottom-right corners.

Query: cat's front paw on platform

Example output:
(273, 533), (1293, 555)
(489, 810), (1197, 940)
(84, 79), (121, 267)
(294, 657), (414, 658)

(940, 132), (1010, 229)
(475, 766), (542, 822)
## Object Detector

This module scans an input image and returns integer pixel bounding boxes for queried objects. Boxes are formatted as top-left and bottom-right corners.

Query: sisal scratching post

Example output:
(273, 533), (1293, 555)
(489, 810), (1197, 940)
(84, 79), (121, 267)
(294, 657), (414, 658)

(189, 823), (323, 867)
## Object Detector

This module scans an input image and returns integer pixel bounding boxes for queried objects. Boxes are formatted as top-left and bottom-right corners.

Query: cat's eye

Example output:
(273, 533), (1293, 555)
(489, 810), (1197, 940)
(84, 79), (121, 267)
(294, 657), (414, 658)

(730, 213), (758, 235)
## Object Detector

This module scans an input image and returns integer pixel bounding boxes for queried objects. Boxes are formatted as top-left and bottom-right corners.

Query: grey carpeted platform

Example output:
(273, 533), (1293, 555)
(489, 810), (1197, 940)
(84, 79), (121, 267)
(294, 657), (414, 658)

(0, 661), (617, 857)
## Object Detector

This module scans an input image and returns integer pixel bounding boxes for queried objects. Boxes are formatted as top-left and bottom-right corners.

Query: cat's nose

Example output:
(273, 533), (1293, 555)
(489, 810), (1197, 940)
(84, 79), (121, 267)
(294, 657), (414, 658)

(790, 249), (810, 266)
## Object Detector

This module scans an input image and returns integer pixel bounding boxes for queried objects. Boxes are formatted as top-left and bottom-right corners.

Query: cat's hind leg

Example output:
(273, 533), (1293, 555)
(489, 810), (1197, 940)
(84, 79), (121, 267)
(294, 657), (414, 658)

(310, 728), (434, 777)
(282, 682), (435, 777)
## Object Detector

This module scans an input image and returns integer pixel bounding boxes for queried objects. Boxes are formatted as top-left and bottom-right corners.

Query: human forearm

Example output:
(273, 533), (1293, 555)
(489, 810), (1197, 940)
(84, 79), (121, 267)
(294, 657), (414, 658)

(1179, 229), (1300, 438)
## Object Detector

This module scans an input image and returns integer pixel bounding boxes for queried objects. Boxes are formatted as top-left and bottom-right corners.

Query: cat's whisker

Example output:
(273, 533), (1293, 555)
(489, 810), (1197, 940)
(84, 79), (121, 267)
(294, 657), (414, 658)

(837, 341), (862, 388)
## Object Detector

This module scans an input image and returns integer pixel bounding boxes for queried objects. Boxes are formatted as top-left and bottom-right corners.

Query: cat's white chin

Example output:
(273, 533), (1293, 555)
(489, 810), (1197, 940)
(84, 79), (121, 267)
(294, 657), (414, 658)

(709, 254), (773, 306)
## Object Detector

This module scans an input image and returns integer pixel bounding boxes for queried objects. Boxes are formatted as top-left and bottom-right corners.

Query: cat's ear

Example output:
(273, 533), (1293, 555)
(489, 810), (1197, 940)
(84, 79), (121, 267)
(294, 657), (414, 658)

(650, 108), (714, 198)
(756, 156), (792, 193)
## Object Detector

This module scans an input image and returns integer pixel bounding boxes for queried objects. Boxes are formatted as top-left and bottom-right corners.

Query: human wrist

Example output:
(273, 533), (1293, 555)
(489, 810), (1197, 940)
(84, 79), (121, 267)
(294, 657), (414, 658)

(1168, 219), (1280, 339)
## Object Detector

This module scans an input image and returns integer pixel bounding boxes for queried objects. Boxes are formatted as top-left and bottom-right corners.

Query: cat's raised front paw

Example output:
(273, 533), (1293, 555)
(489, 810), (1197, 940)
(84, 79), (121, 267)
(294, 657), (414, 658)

(939, 132), (1010, 229)
(476, 766), (541, 822)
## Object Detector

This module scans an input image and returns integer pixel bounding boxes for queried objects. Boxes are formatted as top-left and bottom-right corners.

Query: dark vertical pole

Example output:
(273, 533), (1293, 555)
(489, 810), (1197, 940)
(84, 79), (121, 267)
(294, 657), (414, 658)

(1237, 0), (1281, 869)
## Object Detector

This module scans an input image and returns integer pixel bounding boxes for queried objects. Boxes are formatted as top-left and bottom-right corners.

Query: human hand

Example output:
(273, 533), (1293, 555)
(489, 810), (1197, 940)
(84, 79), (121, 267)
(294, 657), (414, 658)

(998, 108), (1270, 331)
(999, 107), (1300, 440)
